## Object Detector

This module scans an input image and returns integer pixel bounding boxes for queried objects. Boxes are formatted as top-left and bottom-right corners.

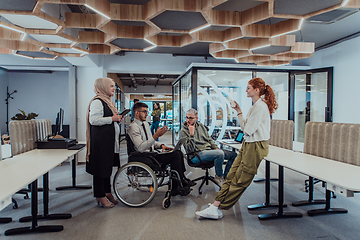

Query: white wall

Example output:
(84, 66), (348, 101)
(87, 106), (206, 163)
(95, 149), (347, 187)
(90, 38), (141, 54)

(293, 36), (360, 124)
(0, 68), (9, 134)
(76, 66), (106, 162)
(8, 71), (69, 125)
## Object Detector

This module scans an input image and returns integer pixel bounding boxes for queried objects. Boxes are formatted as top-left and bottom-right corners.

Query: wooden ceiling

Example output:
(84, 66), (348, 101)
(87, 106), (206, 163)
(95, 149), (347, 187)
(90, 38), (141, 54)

(0, 0), (359, 65)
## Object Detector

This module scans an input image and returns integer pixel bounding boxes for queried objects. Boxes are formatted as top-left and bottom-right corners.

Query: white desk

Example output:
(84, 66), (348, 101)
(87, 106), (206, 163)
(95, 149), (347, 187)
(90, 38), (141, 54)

(215, 143), (360, 219)
(259, 146), (360, 219)
(0, 148), (84, 235)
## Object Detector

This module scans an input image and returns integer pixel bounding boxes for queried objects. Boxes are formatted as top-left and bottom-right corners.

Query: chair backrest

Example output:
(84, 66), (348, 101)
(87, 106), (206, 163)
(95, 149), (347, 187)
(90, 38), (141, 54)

(10, 119), (52, 156)
(304, 121), (360, 166)
(268, 120), (293, 150)
(125, 134), (136, 156)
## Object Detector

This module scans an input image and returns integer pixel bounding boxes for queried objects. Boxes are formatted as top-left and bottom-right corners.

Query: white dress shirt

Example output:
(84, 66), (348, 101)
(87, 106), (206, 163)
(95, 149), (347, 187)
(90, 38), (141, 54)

(89, 99), (120, 153)
(127, 118), (162, 152)
(238, 98), (270, 143)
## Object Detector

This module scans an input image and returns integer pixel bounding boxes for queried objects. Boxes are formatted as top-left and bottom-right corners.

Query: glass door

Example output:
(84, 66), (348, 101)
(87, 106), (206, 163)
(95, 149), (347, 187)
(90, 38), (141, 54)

(291, 68), (333, 144)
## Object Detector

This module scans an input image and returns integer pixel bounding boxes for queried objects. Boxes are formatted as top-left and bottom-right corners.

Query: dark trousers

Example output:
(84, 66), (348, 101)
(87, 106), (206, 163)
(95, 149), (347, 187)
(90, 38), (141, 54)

(154, 150), (186, 179)
(93, 175), (111, 198)
(92, 153), (119, 198)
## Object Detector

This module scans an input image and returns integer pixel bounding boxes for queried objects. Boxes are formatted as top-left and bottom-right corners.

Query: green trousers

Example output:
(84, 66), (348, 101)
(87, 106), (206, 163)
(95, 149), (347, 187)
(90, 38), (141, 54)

(215, 141), (269, 210)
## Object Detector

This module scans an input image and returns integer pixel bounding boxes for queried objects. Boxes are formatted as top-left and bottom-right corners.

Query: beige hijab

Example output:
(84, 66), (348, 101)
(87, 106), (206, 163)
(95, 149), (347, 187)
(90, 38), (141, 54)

(86, 77), (118, 161)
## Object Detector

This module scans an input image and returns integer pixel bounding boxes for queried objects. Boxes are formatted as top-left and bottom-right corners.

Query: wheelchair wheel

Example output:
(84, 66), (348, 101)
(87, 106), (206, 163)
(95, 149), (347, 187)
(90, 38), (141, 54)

(162, 197), (171, 209)
(113, 162), (158, 207)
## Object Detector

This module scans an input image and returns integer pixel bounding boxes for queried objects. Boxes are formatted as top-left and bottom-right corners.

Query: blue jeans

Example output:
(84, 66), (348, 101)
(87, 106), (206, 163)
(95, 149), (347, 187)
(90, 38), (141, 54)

(191, 149), (237, 177)
(151, 121), (160, 140)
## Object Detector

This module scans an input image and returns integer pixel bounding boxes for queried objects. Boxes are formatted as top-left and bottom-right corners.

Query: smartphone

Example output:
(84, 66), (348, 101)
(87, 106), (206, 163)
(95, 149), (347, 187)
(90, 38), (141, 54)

(230, 100), (236, 108)
(119, 109), (131, 116)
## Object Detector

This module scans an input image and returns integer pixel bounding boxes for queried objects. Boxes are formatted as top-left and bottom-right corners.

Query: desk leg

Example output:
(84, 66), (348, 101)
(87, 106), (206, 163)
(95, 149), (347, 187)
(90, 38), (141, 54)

(56, 155), (92, 191)
(5, 180), (63, 236)
(258, 166), (302, 220)
(248, 161), (287, 210)
(19, 173), (72, 222)
(253, 161), (278, 183)
(292, 176), (326, 206)
(307, 189), (348, 216)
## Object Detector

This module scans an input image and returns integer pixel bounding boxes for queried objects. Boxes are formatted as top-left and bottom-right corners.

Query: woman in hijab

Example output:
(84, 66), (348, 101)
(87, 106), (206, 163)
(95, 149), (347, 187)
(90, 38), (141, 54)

(86, 77), (124, 208)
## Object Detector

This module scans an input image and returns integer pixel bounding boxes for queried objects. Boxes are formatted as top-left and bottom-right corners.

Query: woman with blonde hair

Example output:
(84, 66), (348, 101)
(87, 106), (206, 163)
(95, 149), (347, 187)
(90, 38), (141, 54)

(86, 78), (124, 208)
(195, 77), (278, 219)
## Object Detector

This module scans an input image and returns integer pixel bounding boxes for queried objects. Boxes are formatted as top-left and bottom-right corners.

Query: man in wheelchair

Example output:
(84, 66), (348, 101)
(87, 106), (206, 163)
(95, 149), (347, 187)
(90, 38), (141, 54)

(127, 102), (195, 196)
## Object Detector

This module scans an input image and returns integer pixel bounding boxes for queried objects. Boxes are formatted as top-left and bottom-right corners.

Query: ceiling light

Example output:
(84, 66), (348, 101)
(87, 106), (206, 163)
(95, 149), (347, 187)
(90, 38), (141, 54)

(144, 45), (156, 52)
(271, 30), (298, 38)
(144, 38), (156, 45)
(21, 33), (27, 41)
(251, 44), (270, 50)
(342, 0), (350, 7)
(0, 23), (24, 33)
(223, 37), (241, 43)
(84, 4), (111, 20)
(189, 23), (211, 34)
(298, 18), (304, 30)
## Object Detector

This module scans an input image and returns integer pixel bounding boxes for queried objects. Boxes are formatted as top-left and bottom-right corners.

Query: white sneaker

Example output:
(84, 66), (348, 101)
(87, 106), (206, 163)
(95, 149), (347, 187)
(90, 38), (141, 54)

(215, 175), (225, 187)
(195, 204), (223, 219)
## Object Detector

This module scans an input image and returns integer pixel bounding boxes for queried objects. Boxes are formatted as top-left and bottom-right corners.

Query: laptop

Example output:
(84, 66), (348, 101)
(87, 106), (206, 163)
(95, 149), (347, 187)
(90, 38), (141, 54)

(159, 137), (186, 153)
(223, 130), (244, 144)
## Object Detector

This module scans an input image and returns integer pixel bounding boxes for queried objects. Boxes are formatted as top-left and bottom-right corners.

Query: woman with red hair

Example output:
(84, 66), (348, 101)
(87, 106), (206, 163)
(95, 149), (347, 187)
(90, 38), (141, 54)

(195, 77), (278, 219)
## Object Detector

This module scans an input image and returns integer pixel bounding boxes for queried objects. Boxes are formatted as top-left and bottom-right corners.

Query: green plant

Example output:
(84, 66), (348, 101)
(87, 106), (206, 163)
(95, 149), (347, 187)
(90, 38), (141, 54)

(11, 109), (39, 120)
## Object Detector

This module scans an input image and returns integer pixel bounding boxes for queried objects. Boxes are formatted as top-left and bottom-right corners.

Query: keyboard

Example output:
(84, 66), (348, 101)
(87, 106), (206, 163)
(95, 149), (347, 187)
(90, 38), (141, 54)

(68, 144), (86, 150)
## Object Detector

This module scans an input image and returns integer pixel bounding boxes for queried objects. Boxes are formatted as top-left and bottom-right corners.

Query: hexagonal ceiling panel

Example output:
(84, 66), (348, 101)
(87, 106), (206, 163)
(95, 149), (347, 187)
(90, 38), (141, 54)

(147, 42), (211, 56)
(274, 0), (343, 15)
(0, 0), (357, 65)
(214, 0), (264, 12)
(1, 14), (58, 30)
(255, 18), (288, 25)
(151, 11), (207, 30)
(110, 38), (152, 49)
(111, 20), (147, 26)
(16, 51), (56, 58)
(108, 0), (151, 4)
(29, 34), (73, 44)
(0, 0), (37, 11)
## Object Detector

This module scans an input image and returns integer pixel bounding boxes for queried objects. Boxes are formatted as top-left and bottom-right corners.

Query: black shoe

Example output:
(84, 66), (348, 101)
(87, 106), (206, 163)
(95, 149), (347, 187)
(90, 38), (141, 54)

(179, 186), (192, 196)
(183, 178), (196, 187)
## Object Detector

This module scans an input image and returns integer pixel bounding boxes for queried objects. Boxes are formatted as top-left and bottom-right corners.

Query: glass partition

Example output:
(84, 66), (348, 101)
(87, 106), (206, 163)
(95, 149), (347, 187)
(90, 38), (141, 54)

(197, 70), (252, 140)
(172, 70), (192, 143)
(256, 72), (289, 120)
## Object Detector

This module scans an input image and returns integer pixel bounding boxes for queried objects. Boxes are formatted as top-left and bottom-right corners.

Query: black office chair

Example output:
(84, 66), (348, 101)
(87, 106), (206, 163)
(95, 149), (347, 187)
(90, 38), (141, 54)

(186, 152), (220, 194)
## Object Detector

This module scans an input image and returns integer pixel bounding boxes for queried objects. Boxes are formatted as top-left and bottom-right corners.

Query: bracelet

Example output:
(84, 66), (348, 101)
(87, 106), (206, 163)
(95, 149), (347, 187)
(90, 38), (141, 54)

(237, 112), (242, 116)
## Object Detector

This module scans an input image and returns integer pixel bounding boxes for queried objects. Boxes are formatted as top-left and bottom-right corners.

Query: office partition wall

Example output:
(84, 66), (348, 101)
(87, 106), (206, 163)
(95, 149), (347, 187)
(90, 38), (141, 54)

(173, 66), (333, 145)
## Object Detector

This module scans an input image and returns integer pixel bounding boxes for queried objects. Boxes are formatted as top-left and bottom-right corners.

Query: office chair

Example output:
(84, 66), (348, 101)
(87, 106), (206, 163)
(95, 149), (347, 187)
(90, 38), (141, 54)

(186, 152), (220, 194)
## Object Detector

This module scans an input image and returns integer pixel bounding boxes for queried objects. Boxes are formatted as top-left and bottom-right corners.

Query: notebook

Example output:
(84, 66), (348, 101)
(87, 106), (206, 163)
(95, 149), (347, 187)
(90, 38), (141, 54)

(223, 130), (244, 144)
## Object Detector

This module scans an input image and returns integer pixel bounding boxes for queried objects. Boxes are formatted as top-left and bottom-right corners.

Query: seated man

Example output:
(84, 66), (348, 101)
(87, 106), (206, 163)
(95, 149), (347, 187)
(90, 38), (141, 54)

(179, 108), (237, 186)
(127, 102), (194, 196)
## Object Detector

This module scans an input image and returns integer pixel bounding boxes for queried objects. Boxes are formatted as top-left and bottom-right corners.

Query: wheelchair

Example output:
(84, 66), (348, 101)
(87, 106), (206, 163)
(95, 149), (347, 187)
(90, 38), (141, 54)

(113, 134), (183, 209)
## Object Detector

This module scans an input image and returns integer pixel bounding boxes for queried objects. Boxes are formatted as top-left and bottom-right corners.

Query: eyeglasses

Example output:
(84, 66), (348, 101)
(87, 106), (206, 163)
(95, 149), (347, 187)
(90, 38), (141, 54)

(138, 110), (149, 114)
(186, 117), (196, 120)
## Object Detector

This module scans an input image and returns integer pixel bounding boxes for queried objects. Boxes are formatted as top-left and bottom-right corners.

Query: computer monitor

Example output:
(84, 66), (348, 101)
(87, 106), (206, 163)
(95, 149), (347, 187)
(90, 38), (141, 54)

(54, 108), (64, 136)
